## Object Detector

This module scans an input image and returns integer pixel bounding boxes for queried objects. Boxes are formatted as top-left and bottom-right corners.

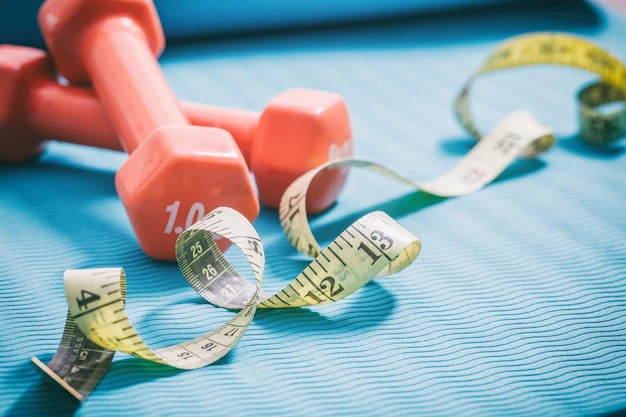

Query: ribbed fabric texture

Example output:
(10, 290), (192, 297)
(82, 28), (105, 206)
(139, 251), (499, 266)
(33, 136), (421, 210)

(1, 1), (625, 416)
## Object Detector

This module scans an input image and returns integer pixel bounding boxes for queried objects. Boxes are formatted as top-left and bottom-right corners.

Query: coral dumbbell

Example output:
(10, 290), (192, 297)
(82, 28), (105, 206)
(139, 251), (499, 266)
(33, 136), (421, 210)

(38, 0), (259, 260)
(248, 88), (353, 213)
(0, 44), (353, 213)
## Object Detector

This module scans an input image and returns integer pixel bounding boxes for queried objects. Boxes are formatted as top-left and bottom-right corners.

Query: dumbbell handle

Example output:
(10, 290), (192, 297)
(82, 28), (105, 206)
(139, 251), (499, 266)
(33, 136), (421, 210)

(81, 18), (188, 152)
(28, 75), (258, 165)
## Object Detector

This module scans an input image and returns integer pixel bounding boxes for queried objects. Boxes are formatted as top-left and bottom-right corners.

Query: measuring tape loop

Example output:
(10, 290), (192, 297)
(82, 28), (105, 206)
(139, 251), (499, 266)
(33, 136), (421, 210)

(455, 32), (626, 149)
(578, 81), (626, 145)
(33, 208), (262, 400)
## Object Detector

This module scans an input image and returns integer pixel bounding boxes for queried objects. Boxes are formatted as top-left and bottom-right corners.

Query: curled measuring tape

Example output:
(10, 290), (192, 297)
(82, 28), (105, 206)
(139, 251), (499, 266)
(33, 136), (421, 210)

(32, 208), (422, 401)
(33, 32), (625, 401)
(32, 211), (421, 401)
(32, 208), (263, 401)
(456, 32), (626, 149)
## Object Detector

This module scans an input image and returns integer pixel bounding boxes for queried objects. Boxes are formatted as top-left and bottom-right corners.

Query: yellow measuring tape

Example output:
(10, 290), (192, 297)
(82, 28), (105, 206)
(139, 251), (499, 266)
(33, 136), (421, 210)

(33, 32), (626, 401)
(456, 32), (626, 150)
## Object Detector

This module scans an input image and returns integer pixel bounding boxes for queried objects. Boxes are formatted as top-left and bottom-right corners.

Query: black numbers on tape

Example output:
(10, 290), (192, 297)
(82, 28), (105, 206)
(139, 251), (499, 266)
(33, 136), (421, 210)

(177, 352), (193, 360)
(539, 42), (556, 55)
(370, 230), (393, 250)
(495, 48), (511, 61)
(201, 342), (217, 351)
(220, 284), (237, 298)
(319, 276), (344, 297)
(224, 328), (239, 337)
(357, 242), (381, 265)
(588, 116), (622, 141)
(202, 210), (222, 222)
(587, 49), (615, 70)
(539, 41), (569, 56)
(460, 167), (487, 185)
(305, 291), (323, 303)
(76, 290), (101, 311)
(289, 208), (300, 223)
(286, 194), (301, 223)
(493, 133), (520, 155)
(288, 194), (301, 208)
(248, 240), (262, 255)
(305, 276), (345, 302)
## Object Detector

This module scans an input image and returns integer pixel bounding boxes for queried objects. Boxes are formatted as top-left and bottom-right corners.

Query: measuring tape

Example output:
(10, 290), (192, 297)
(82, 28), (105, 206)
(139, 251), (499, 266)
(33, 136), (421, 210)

(456, 32), (626, 149)
(32, 209), (421, 400)
(32, 33), (625, 401)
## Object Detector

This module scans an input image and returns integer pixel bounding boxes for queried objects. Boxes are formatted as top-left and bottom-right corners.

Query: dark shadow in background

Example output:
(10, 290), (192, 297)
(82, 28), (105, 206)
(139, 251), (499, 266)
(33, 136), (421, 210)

(4, 356), (190, 416)
(97, 355), (188, 390)
(559, 134), (625, 159)
(440, 137), (480, 156)
(0, 0), (602, 50)
(4, 362), (81, 417)
(602, 407), (626, 417)
(162, 0), (602, 59)
(253, 279), (397, 333)
(163, 0), (603, 47)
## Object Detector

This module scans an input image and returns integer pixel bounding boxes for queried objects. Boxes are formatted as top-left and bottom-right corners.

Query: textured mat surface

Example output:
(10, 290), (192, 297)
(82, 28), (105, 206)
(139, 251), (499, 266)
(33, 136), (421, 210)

(1, 1), (625, 416)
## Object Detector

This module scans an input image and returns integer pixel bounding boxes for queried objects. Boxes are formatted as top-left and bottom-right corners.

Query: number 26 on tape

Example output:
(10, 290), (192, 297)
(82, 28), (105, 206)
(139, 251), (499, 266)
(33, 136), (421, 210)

(163, 201), (205, 235)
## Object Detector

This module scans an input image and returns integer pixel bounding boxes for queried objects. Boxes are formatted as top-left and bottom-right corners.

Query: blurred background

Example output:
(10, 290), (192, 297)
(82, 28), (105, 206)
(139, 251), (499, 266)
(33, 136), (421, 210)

(0, 0), (608, 46)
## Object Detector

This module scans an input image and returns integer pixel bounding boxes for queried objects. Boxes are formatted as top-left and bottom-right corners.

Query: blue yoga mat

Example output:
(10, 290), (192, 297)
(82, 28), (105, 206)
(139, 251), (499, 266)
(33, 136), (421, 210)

(1, 1), (625, 416)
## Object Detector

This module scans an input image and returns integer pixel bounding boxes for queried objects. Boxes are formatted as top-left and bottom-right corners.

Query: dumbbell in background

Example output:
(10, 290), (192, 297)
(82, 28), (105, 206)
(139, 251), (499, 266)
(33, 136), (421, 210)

(32, 0), (353, 260)
(37, 0), (263, 260)
(0, 45), (353, 214)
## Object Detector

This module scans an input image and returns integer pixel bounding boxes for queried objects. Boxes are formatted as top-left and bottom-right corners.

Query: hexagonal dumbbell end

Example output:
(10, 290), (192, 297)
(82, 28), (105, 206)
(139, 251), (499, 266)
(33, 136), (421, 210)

(116, 126), (260, 259)
(0, 45), (52, 163)
(252, 88), (353, 214)
(38, 0), (165, 83)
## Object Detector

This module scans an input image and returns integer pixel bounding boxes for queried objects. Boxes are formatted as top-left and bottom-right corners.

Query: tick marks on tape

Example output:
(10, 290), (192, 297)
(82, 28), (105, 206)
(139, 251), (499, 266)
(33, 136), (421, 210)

(1, 0), (623, 403)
